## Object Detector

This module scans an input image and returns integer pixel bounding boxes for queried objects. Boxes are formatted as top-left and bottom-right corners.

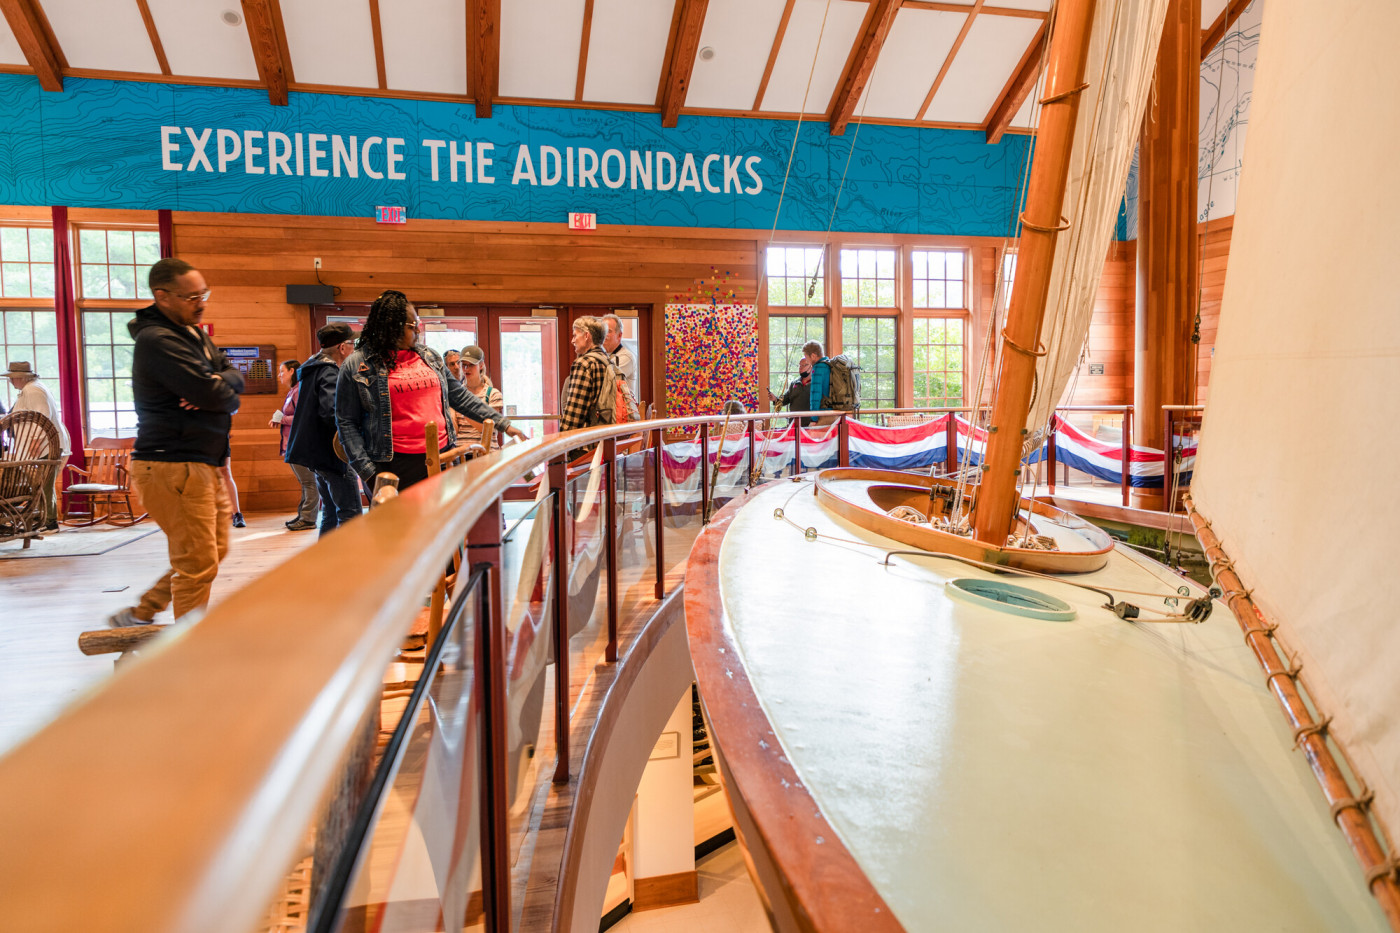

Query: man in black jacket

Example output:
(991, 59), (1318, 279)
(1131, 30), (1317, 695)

(108, 258), (245, 628)
(286, 322), (361, 535)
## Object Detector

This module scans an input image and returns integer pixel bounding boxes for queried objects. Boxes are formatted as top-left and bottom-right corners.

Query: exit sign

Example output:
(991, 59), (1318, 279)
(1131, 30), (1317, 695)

(375, 205), (406, 224)
(568, 212), (597, 231)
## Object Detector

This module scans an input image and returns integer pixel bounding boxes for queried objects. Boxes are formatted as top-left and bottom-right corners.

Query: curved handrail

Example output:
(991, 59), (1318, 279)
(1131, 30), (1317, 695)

(0, 410), (825, 933)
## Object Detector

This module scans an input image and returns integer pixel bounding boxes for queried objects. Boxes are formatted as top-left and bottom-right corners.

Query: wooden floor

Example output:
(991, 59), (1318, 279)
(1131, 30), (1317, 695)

(0, 511), (321, 757)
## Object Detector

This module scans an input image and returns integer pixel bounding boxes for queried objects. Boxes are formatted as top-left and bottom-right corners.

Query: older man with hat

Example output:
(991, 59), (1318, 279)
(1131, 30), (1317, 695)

(6, 360), (71, 530)
(286, 322), (362, 535)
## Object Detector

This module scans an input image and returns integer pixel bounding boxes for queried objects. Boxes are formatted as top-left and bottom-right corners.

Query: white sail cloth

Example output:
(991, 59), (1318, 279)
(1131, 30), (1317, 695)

(1190, 1), (1400, 840)
(1023, 0), (1171, 438)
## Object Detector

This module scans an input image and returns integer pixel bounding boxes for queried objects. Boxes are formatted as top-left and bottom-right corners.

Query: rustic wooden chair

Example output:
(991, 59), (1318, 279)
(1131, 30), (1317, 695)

(61, 436), (146, 527)
(0, 409), (63, 548)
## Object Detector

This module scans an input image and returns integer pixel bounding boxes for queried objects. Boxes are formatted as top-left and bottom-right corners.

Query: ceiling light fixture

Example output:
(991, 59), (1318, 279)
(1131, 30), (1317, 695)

(221, 9), (243, 26)
(698, 46), (716, 61)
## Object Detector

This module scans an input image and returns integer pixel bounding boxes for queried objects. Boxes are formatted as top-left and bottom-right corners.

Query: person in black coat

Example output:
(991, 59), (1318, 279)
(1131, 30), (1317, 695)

(286, 322), (361, 535)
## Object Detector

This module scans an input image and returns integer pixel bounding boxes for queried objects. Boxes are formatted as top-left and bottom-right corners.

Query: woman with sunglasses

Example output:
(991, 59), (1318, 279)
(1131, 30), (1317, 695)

(336, 291), (527, 490)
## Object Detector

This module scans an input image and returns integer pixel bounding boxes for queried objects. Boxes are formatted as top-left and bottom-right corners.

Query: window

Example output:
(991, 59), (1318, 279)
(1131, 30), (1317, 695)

(77, 228), (161, 300)
(840, 248), (896, 308)
(911, 249), (966, 310)
(0, 226), (56, 299)
(77, 226), (160, 437)
(0, 310), (60, 412)
(1000, 250), (1017, 310)
(768, 314), (826, 399)
(765, 246), (825, 308)
(840, 316), (897, 410)
(912, 318), (965, 407)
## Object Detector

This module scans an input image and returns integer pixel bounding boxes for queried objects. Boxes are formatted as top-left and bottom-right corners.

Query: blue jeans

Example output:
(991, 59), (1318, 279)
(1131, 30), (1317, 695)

(314, 468), (363, 536)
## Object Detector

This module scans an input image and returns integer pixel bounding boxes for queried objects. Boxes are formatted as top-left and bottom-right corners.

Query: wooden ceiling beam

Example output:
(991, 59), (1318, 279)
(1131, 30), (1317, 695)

(240, 0), (289, 105)
(134, 0), (171, 76)
(752, 0), (795, 111)
(0, 0), (63, 91)
(915, 0), (981, 122)
(368, 0), (387, 89)
(575, 0), (595, 100)
(657, 0), (710, 128)
(828, 0), (902, 136)
(1200, 1), (1245, 59)
(982, 19), (1045, 144)
(467, 0), (499, 117)
(904, 1), (1044, 18)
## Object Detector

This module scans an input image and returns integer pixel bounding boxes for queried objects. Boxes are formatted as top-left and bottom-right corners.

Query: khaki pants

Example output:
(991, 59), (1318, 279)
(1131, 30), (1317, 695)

(129, 460), (232, 621)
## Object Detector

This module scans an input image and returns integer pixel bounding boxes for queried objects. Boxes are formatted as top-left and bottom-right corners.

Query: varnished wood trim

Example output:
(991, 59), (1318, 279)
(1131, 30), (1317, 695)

(266, 0), (294, 83)
(240, 0), (289, 105)
(983, 18), (1045, 143)
(752, 0), (795, 111)
(915, 0), (981, 121)
(684, 500), (903, 933)
(59, 67), (262, 89)
(1200, 0), (1245, 58)
(368, 0), (386, 90)
(292, 80), (470, 103)
(133, 0), (171, 76)
(574, 0), (595, 101)
(632, 870), (699, 911)
(658, 0), (709, 127)
(652, 0), (684, 107)
(467, 0), (499, 117)
(828, 0), (901, 135)
(904, 0), (1044, 16)
(0, 0), (63, 91)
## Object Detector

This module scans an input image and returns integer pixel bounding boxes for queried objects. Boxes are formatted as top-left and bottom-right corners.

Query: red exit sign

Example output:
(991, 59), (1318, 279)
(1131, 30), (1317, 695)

(375, 205), (406, 224)
(568, 212), (597, 231)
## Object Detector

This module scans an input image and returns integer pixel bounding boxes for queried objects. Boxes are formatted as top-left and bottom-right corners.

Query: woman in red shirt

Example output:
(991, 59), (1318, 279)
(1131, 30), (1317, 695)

(336, 291), (526, 489)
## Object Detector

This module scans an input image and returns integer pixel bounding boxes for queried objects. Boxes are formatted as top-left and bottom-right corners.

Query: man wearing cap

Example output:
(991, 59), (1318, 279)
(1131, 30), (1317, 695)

(286, 322), (361, 535)
(6, 360), (71, 530)
(108, 257), (244, 628)
(454, 345), (505, 449)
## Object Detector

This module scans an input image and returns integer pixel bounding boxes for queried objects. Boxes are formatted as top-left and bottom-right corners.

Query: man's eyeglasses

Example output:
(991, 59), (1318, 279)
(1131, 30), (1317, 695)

(157, 288), (212, 303)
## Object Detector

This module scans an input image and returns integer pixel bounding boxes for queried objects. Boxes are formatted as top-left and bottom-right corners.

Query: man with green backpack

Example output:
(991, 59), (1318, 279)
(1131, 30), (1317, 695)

(802, 341), (861, 425)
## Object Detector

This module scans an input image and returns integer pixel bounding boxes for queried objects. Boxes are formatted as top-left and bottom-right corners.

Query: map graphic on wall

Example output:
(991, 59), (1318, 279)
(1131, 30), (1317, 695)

(1122, 0), (1263, 234)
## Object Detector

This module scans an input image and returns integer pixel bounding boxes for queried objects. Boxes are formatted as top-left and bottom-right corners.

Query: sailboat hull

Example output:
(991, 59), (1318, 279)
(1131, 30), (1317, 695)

(812, 467), (1115, 573)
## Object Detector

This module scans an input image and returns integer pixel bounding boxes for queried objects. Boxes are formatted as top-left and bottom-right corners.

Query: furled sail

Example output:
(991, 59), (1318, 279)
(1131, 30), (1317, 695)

(1190, 1), (1400, 842)
(1020, 0), (1171, 443)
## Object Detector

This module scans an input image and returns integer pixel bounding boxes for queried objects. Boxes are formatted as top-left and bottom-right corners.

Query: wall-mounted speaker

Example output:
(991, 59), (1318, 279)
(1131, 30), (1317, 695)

(286, 284), (334, 305)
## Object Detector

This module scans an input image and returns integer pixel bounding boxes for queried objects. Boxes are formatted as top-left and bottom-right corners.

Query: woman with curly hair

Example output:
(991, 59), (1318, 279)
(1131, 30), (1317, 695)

(336, 290), (527, 489)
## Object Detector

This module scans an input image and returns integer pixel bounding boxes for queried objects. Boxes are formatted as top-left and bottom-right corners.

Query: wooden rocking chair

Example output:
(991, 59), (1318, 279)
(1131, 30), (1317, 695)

(0, 410), (63, 548)
(61, 436), (146, 527)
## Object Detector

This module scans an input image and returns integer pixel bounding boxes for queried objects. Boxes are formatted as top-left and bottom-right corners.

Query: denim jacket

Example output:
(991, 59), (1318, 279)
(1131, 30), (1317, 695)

(335, 345), (513, 482)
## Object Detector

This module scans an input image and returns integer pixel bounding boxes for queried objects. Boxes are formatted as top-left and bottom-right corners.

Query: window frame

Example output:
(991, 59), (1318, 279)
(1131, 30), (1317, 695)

(766, 312), (828, 401)
(838, 246), (899, 310)
(909, 247), (970, 312)
(910, 313), (969, 409)
(839, 313), (899, 411)
(764, 244), (828, 310)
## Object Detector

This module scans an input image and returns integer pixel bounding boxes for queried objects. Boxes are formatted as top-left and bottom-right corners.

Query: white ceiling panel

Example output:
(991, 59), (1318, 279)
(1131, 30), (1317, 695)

(760, 0), (868, 114)
(856, 7), (966, 121)
(1201, 0), (1228, 28)
(581, 0), (674, 105)
(380, 0), (466, 94)
(500, 0), (586, 99)
(0, 16), (25, 66)
(924, 14), (1040, 124)
(984, 0), (1052, 11)
(40, 0), (160, 72)
(282, 0), (379, 87)
(684, 0), (787, 110)
(146, 0), (259, 80)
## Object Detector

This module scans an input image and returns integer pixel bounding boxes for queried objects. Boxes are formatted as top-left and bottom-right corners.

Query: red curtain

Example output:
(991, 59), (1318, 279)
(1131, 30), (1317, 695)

(50, 207), (86, 471)
(158, 209), (173, 258)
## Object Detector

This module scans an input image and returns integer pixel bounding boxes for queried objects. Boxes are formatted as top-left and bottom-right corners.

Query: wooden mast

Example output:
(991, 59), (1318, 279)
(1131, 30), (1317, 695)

(971, 0), (1099, 548)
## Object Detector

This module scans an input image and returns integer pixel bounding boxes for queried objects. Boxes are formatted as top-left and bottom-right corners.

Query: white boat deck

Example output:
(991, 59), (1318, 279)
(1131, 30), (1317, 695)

(710, 478), (1386, 931)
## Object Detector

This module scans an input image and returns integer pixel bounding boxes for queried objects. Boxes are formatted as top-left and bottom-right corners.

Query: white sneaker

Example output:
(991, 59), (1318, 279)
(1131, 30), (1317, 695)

(106, 607), (145, 628)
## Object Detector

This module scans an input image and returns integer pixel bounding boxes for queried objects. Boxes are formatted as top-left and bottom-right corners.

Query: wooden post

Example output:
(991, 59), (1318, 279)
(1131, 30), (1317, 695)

(699, 422), (710, 525)
(793, 417), (803, 476)
(837, 414), (850, 467)
(603, 437), (619, 663)
(549, 460), (571, 784)
(1121, 407), (1132, 507)
(973, 0), (1099, 547)
(945, 411), (958, 475)
(1047, 420), (1057, 495)
(747, 418), (757, 486)
(1133, 0), (1201, 510)
(652, 427), (666, 599)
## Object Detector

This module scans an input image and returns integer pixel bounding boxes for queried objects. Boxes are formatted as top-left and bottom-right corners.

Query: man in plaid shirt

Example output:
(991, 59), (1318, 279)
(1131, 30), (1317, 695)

(560, 316), (613, 453)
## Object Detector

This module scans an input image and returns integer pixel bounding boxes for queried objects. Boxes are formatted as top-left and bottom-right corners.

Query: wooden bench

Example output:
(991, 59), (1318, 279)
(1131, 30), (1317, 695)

(61, 436), (146, 527)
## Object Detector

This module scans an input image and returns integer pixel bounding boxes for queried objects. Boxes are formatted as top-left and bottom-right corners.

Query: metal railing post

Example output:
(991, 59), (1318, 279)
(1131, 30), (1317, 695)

(652, 427), (666, 599)
(603, 437), (619, 663)
(548, 461), (571, 784)
(699, 422), (710, 524)
(1121, 407), (1132, 507)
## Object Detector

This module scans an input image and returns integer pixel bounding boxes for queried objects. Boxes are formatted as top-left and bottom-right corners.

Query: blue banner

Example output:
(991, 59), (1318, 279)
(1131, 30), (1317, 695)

(0, 75), (1034, 236)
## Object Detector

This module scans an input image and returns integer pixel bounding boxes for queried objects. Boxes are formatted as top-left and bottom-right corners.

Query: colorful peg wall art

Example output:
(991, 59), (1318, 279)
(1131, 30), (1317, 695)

(664, 299), (758, 434)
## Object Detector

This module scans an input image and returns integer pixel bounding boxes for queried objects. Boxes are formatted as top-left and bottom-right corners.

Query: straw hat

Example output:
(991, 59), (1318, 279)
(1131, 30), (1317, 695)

(5, 361), (40, 380)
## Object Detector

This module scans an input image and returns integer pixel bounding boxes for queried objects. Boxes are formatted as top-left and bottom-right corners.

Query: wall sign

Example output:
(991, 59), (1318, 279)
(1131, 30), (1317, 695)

(568, 212), (596, 231)
(0, 74), (1034, 237)
(375, 205), (406, 224)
